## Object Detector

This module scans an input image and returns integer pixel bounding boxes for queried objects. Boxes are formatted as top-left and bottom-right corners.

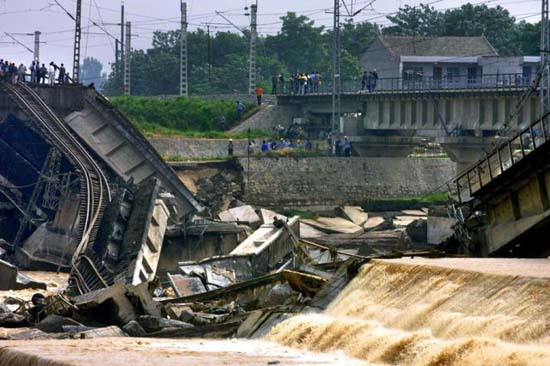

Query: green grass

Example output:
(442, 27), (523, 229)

(111, 95), (270, 138)
(362, 192), (450, 212)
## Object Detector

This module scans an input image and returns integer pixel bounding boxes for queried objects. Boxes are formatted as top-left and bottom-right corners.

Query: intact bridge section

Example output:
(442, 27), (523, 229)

(277, 75), (538, 172)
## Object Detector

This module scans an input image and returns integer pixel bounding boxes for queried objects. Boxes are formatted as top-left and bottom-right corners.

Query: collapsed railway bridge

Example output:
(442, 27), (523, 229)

(0, 81), (201, 293)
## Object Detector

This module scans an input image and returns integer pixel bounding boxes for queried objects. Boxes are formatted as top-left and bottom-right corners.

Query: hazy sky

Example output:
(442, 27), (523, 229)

(0, 0), (540, 74)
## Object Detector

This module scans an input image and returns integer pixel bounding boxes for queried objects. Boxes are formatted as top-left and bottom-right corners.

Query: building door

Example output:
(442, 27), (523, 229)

(468, 67), (478, 86)
(523, 66), (532, 86)
(433, 66), (442, 89)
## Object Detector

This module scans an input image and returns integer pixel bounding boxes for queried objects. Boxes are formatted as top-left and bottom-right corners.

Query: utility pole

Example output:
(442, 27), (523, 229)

(124, 21), (131, 96)
(541, 0), (550, 120)
(120, 1), (125, 74)
(248, 3), (257, 95)
(33, 31), (41, 65)
(207, 25), (212, 83)
(331, 0), (342, 133)
(72, 0), (82, 83)
(180, 1), (188, 96)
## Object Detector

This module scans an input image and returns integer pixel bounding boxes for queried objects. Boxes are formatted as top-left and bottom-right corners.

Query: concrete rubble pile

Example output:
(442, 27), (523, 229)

(2, 193), (452, 340)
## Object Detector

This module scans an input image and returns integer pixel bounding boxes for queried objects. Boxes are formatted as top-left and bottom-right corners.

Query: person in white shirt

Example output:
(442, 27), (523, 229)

(48, 62), (56, 86)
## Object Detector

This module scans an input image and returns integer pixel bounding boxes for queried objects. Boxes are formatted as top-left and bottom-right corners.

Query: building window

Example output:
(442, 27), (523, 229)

(403, 67), (424, 81)
(447, 67), (460, 80)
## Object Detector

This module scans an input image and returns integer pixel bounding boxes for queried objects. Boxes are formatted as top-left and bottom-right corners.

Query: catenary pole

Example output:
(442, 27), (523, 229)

(180, 1), (189, 96)
(124, 21), (131, 96)
(248, 3), (258, 94)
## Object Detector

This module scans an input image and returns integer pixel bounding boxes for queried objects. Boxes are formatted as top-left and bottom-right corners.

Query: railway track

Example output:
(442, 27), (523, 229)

(1, 81), (112, 294)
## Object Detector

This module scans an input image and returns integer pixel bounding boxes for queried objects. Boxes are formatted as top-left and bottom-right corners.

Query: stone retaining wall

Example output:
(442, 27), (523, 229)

(238, 157), (455, 208)
(149, 137), (250, 159)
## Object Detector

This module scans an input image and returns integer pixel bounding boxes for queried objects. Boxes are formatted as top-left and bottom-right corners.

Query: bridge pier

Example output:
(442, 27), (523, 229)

(352, 136), (423, 157)
(438, 136), (495, 174)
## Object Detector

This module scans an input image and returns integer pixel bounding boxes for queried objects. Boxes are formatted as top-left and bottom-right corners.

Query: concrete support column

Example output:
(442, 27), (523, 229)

(438, 136), (495, 174)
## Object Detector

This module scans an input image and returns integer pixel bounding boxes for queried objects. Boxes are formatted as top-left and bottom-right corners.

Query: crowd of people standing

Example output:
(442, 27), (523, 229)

(0, 59), (69, 85)
(270, 72), (323, 96)
(270, 69), (380, 95)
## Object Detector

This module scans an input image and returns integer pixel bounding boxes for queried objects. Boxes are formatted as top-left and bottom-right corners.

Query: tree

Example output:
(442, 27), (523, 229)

(441, 4), (516, 55)
(81, 57), (106, 89)
(384, 4), (443, 36)
(340, 19), (380, 59)
(264, 12), (327, 73)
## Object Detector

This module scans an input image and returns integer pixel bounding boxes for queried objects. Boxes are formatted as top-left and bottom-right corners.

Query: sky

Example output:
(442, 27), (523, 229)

(0, 0), (540, 75)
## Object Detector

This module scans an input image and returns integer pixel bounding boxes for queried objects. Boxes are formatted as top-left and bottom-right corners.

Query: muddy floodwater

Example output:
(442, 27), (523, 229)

(268, 258), (550, 366)
(0, 338), (367, 366)
(2, 259), (550, 366)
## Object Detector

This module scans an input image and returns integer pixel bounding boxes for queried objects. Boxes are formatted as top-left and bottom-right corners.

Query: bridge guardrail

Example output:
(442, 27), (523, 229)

(452, 110), (550, 204)
(279, 73), (535, 96)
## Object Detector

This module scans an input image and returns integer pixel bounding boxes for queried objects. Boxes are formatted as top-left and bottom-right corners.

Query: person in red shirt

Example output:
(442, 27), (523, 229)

(254, 85), (264, 105)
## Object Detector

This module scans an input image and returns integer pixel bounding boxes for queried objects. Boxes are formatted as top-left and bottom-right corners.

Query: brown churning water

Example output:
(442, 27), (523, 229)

(267, 259), (550, 366)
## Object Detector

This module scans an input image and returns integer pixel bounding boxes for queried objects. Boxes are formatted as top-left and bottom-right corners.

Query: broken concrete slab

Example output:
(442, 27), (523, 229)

(401, 210), (428, 217)
(302, 217), (363, 234)
(122, 320), (147, 337)
(428, 216), (457, 245)
(137, 315), (193, 333)
(219, 205), (262, 229)
(72, 282), (137, 325)
(336, 206), (369, 226)
(0, 259), (47, 291)
(125, 282), (162, 318)
(236, 310), (265, 338)
(394, 215), (427, 227)
(363, 216), (388, 231)
(168, 273), (207, 297)
(35, 315), (82, 333)
(299, 223), (326, 239)
(218, 210), (236, 222)
(123, 179), (169, 286)
(406, 219), (428, 244)
(165, 304), (194, 320)
(260, 208), (288, 225)
(78, 326), (128, 339)
(0, 259), (17, 291)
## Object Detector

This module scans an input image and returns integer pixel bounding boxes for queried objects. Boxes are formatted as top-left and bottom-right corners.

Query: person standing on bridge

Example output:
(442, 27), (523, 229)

(29, 61), (36, 83)
(344, 136), (352, 157)
(361, 71), (369, 91)
(369, 69), (379, 91)
(17, 63), (26, 83)
(39, 64), (47, 84)
(48, 62), (56, 86)
(255, 85), (264, 106)
(58, 64), (66, 84)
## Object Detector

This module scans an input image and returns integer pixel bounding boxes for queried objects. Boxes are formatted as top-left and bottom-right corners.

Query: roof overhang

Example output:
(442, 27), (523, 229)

(400, 56), (480, 64)
(523, 56), (541, 63)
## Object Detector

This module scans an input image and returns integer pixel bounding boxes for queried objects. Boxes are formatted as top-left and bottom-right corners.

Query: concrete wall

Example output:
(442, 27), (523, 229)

(239, 157), (455, 208)
(149, 137), (250, 159)
(361, 38), (401, 78)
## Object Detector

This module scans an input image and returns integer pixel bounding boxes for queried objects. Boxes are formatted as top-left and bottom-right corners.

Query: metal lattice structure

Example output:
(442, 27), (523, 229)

(72, 0), (82, 83)
(124, 21), (131, 96)
(542, 0), (550, 119)
(331, 0), (342, 133)
(180, 1), (188, 96)
(33, 31), (41, 65)
(248, 4), (258, 95)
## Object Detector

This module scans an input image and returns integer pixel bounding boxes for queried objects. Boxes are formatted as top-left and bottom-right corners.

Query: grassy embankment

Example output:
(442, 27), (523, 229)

(111, 96), (270, 139)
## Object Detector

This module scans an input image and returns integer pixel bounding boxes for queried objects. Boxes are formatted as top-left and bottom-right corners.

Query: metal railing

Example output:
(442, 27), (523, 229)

(452, 111), (550, 204)
(279, 73), (536, 96)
